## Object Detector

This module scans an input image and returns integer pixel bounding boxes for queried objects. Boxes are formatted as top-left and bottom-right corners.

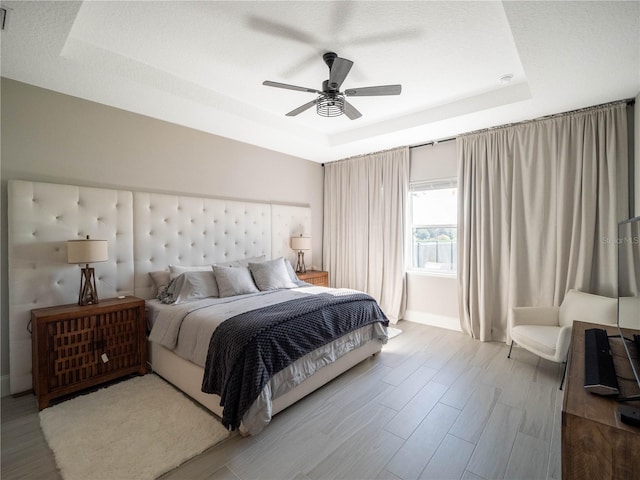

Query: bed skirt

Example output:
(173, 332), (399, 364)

(148, 337), (384, 435)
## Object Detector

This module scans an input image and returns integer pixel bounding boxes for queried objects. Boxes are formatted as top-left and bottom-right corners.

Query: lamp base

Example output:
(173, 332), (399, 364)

(295, 250), (307, 274)
(78, 266), (99, 306)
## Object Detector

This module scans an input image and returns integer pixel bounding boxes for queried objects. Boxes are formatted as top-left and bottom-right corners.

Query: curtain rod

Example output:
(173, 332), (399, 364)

(321, 138), (455, 166)
(322, 145), (408, 166)
(409, 136), (457, 149)
(405, 98), (634, 148)
(460, 98), (634, 138)
(323, 98), (635, 165)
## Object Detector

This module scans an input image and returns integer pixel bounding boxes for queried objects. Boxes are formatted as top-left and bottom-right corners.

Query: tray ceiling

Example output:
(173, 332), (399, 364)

(1, 1), (639, 162)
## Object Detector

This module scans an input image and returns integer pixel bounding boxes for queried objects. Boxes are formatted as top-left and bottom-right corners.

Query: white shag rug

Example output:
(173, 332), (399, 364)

(39, 374), (229, 480)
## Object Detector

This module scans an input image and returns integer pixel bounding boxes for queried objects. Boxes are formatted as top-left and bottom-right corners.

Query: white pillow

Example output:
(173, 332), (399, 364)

(169, 264), (212, 280)
(249, 257), (298, 291)
(170, 271), (219, 304)
(212, 265), (259, 298)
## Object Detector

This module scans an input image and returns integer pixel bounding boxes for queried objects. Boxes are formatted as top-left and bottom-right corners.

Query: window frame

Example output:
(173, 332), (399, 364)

(407, 178), (458, 277)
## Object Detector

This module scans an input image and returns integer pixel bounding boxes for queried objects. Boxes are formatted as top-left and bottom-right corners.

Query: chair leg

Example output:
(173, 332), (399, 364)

(559, 358), (568, 391)
(507, 341), (515, 358)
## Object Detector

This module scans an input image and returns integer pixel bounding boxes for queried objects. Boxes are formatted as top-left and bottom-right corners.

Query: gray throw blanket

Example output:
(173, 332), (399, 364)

(201, 292), (388, 430)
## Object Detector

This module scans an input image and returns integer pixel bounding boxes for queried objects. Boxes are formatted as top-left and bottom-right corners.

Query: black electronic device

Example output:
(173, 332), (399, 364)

(584, 328), (619, 395)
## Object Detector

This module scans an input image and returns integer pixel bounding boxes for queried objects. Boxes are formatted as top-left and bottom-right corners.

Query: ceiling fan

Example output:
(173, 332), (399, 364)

(263, 52), (401, 120)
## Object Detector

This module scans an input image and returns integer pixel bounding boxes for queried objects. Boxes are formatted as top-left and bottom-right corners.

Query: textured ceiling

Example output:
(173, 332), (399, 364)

(1, 1), (639, 162)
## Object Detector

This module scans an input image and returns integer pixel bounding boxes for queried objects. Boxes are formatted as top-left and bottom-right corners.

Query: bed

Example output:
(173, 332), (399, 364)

(146, 261), (388, 435)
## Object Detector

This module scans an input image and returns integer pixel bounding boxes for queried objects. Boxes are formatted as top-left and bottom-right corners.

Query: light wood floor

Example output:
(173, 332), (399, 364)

(1, 321), (563, 480)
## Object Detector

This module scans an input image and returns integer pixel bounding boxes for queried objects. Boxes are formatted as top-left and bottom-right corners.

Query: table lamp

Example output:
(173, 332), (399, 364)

(67, 235), (108, 306)
(290, 235), (311, 273)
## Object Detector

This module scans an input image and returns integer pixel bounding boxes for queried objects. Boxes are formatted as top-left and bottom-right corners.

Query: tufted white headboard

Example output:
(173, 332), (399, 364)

(8, 180), (311, 394)
(8, 181), (135, 394)
(133, 192), (273, 299)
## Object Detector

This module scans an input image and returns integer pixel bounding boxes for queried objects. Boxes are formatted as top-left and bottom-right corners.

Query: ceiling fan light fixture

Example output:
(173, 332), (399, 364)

(316, 93), (344, 117)
(263, 52), (400, 120)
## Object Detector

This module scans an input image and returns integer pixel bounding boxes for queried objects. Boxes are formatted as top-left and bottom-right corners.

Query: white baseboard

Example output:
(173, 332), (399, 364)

(403, 310), (461, 332)
(1, 375), (10, 398)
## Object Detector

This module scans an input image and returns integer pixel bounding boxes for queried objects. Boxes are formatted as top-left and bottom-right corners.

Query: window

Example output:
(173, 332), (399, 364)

(408, 179), (457, 275)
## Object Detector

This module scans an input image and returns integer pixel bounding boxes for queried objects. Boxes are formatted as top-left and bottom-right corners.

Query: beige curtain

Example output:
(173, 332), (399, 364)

(323, 147), (409, 323)
(458, 103), (629, 342)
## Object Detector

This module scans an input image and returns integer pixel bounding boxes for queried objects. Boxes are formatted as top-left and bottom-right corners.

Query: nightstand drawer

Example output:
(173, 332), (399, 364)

(297, 270), (329, 287)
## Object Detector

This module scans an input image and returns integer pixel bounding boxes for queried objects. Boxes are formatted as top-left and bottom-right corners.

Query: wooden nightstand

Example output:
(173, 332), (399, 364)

(297, 270), (329, 287)
(31, 296), (147, 410)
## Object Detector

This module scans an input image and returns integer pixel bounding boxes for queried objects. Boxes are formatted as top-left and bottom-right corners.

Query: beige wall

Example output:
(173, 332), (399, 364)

(410, 140), (457, 183)
(405, 141), (460, 329)
(405, 274), (459, 330)
(0, 78), (324, 381)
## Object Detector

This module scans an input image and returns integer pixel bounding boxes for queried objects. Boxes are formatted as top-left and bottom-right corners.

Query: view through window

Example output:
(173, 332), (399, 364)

(409, 180), (457, 275)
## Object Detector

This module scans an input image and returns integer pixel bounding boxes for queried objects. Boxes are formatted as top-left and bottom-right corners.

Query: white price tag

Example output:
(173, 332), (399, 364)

(101, 353), (109, 363)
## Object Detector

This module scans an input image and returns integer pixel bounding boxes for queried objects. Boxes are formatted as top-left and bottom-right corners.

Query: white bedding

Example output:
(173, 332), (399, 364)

(147, 286), (388, 434)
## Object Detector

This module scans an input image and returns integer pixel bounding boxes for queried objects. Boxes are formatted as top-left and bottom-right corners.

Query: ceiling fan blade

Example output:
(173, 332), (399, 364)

(344, 85), (402, 96)
(263, 81), (321, 94)
(248, 16), (317, 45)
(281, 52), (321, 78)
(343, 101), (362, 120)
(350, 28), (423, 46)
(329, 57), (354, 90)
(286, 99), (318, 117)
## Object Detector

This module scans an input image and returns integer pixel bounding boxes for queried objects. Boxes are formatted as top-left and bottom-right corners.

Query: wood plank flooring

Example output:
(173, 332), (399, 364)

(1, 321), (563, 480)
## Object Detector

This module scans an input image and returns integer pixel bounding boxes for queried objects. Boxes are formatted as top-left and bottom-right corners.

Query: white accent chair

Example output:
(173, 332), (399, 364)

(508, 289), (618, 389)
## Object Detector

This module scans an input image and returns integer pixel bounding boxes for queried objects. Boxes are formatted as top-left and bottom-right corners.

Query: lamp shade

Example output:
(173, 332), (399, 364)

(67, 239), (108, 264)
(290, 236), (311, 251)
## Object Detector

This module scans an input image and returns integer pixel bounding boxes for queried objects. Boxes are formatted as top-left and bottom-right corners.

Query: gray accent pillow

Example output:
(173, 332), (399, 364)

(149, 270), (171, 295)
(249, 257), (298, 291)
(159, 271), (219, 304)
(212, 265), (260, 298)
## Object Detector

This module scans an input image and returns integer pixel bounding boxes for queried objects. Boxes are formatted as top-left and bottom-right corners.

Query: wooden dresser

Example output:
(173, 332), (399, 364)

(31, 296), (147, 410)
(562, 321), (640, 479)
(297, 270), (329, 287)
